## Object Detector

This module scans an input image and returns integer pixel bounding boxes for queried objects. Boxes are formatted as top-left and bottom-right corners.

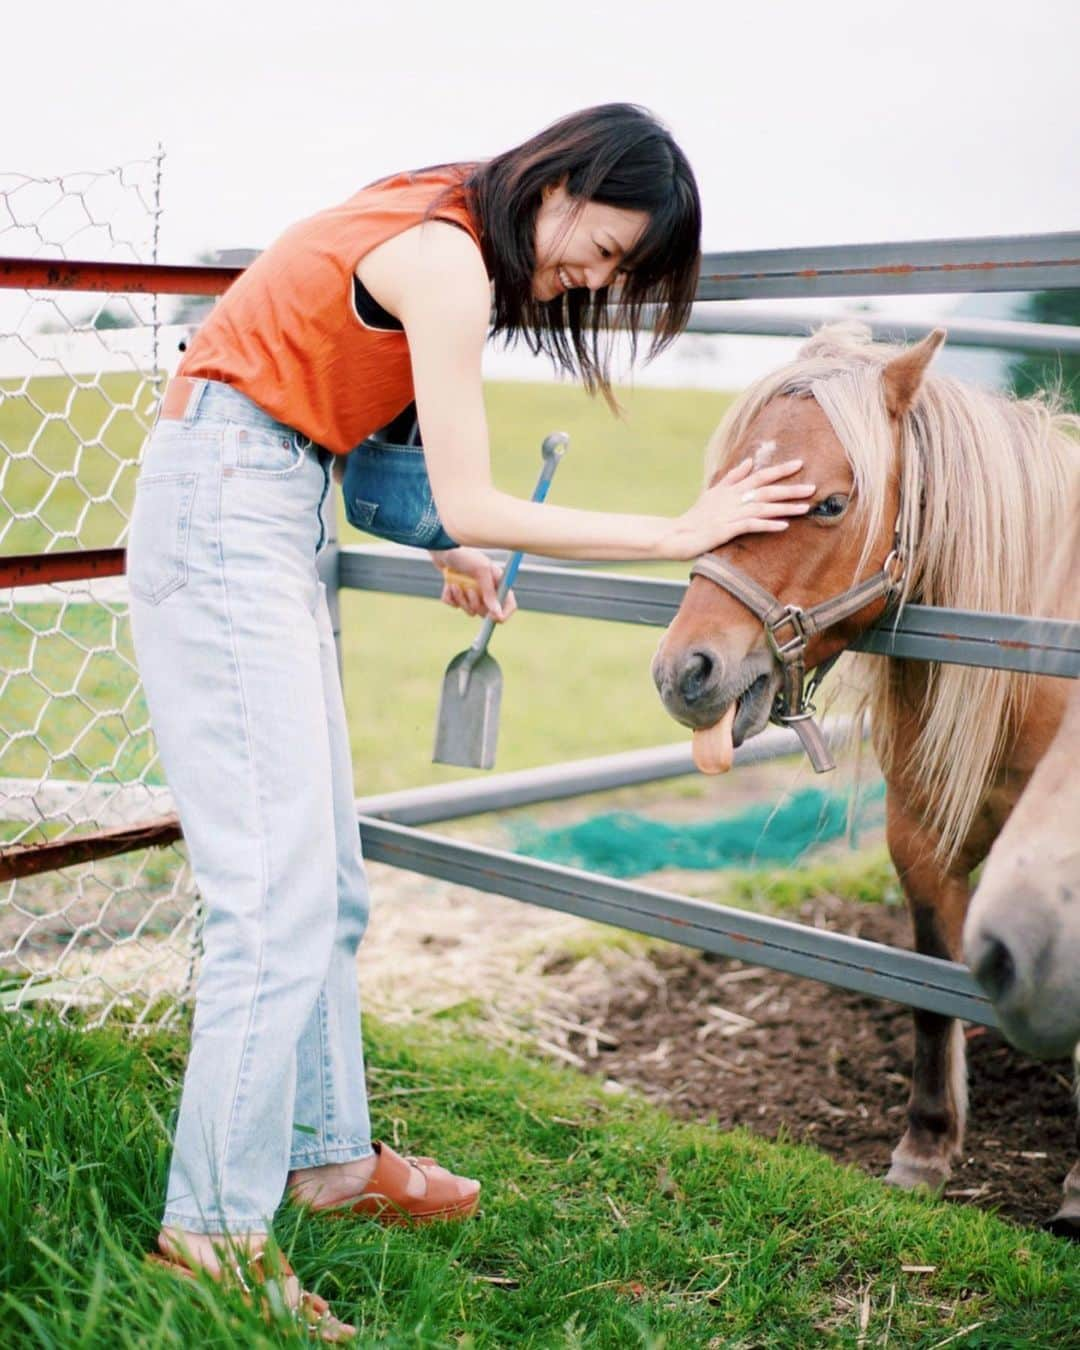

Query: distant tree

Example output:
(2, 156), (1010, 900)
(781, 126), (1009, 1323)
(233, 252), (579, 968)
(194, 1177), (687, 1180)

(1009, 290), (1080, 412)
(91, 306), (135, 329)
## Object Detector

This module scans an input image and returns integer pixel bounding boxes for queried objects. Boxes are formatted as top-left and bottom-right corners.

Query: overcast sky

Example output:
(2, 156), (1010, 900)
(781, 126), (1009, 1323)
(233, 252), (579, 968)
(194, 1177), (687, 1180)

(7, 0), (1078, 263)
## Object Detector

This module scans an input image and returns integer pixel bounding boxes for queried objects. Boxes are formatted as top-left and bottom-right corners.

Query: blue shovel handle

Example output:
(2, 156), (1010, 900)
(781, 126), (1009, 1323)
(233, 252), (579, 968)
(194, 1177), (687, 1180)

(458, 431), (569, 682)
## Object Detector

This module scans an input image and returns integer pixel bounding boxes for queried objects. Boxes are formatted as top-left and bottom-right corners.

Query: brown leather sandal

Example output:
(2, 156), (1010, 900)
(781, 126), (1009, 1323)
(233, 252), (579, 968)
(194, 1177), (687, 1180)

(305, 1141), (481, 1225)
(145, 1244), (354, 1342)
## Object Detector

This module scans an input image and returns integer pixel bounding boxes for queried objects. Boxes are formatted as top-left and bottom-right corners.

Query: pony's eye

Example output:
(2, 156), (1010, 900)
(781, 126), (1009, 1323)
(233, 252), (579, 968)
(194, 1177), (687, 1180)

(810, 494), (849, 519)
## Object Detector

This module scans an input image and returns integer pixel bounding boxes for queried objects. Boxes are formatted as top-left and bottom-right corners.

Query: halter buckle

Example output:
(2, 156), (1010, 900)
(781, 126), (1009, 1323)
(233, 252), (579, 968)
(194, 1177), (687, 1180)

(765, 605), (808, 661)
(774, 705), (816, 725)
(882, 546), (906, 590)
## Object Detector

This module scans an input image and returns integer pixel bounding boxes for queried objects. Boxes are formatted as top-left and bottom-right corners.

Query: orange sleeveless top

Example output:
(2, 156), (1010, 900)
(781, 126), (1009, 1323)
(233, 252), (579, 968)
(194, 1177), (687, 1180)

(178, 165), (483, 455)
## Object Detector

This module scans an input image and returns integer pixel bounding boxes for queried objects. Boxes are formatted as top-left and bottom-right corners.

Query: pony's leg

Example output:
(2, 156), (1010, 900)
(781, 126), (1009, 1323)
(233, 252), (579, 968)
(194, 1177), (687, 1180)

(884, 799), (971, 1191)
(1047, 1159), (1080, 1239)
(1049, 1042), (1080, 1235)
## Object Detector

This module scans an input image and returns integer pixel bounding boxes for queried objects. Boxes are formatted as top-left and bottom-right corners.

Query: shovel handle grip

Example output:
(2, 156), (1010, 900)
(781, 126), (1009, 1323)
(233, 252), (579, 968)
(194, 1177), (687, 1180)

(491, 430), (568, 603)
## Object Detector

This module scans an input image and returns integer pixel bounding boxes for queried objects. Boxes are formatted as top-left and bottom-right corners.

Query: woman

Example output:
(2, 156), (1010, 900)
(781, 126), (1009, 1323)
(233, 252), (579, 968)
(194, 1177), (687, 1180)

(129, 103), (813, 1336)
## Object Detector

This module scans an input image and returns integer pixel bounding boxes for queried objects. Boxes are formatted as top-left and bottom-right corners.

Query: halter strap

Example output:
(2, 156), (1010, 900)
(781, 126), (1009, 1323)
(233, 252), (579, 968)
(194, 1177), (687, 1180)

(688, 549), (904, 772)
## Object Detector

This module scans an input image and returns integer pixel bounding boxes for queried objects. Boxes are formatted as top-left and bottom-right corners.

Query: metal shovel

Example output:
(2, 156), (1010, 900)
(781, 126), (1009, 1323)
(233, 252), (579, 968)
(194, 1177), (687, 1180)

(432, 431), (569, 769)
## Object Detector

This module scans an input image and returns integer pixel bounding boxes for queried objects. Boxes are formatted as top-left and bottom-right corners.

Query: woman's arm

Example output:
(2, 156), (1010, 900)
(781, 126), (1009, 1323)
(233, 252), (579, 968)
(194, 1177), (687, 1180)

(357, 222), (812, 562)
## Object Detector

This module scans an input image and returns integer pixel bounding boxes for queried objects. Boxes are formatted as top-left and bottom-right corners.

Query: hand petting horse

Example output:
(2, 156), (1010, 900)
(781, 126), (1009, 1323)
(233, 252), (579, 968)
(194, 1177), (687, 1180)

(651, 322), (1080, 1231)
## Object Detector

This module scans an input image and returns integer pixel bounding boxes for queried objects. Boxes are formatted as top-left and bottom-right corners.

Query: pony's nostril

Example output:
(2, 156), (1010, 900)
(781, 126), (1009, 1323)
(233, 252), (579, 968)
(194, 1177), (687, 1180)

(678, 649), (716, 705)
(973, 933), (1016, 1002)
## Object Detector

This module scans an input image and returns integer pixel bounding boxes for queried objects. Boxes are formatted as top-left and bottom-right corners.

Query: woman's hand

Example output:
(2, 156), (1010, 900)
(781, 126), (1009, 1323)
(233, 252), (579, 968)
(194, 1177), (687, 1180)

(429, 547), (518, 622)
(662, 457), (816, 561)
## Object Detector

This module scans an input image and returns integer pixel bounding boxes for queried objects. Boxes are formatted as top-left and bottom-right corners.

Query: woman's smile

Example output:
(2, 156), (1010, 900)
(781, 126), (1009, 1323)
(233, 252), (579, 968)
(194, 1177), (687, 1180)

(532, 183), (649, 302)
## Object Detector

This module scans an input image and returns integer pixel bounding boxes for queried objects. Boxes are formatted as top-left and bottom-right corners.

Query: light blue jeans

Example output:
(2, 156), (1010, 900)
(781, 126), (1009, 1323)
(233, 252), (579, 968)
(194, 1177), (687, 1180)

(127, 380), (373, 1234)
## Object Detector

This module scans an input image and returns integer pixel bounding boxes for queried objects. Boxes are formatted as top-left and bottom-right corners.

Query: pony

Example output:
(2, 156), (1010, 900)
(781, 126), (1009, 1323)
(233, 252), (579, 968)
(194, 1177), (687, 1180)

(651, 323), (1079, 1230)
(963, 495), (1080, 1072)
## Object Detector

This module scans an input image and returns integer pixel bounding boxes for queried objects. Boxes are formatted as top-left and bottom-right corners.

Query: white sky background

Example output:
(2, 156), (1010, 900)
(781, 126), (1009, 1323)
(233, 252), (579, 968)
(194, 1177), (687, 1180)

(4, 0), (1079, 387)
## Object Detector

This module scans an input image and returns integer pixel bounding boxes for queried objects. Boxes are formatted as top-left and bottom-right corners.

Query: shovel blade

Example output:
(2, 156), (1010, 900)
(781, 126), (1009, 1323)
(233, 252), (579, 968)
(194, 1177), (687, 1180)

(432, 651), (503, 769)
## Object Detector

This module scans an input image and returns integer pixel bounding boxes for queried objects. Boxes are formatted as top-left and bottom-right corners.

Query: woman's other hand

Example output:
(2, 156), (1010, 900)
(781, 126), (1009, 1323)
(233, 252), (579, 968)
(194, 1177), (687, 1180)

(664, 458), (816, 560)
(430, 548), (518, 622)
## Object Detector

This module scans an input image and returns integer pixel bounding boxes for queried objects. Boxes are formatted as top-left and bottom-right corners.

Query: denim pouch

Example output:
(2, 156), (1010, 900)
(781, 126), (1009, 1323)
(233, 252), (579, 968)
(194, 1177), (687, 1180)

(341, 406), (458, 551)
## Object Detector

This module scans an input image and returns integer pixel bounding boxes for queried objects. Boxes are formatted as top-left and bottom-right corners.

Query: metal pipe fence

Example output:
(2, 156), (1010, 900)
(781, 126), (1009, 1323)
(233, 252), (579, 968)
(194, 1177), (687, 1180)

(2, 230), (1078, 1023)
(695, 231), (1080, 300)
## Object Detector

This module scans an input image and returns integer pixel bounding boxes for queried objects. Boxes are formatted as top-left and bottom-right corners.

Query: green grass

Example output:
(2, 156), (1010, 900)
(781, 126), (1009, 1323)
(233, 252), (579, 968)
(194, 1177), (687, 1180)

(2, 376), (732, 796)
(0, 373), (155, 554)
(689, 848), (902, 914)
(2, 1011), (1077, 1348)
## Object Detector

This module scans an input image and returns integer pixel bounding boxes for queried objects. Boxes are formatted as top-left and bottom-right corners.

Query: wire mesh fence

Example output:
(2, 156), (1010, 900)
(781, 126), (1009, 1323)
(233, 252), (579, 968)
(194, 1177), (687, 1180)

(0, 151), (201, 1027)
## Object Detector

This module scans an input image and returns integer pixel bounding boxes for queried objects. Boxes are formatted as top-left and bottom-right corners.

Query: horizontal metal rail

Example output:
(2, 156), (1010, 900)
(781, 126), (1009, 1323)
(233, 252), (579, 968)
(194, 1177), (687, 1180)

(683, 305), (1080, 356)
(697, 232), (1080, 300)
(354, 721), (850, 825)
(0, 816), (181, 882)
(357, 816), (997, 1027)
(338, 547), (1080, 678)
(0, 548), (125, 589)
(0, 257), (238, 296)
(4, 231), (1079, 304)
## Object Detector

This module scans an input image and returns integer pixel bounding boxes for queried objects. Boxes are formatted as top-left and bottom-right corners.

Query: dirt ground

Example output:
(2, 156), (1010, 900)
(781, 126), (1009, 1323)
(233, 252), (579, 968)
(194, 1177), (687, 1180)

(543, 894), (1078, 1234)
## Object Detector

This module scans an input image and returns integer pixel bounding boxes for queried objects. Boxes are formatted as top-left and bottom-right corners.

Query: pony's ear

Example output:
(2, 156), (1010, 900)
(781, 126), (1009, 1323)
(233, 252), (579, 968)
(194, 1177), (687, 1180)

(882, 328), (946, 419)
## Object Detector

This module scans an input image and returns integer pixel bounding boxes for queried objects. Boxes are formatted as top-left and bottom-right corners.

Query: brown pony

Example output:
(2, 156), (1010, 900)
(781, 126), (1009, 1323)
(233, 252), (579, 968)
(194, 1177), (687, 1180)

(652, 323), (1079, 1229)
(963, 495), (1080, 1065)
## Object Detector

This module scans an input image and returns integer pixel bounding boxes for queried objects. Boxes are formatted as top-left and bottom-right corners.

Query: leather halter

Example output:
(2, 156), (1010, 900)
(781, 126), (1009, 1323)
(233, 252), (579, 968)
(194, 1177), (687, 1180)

(688, 546), (905, 772)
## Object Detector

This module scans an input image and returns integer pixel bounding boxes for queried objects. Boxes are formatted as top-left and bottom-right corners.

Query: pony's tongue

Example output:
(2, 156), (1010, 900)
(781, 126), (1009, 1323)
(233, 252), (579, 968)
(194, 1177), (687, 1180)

(692, 702), (737, 775)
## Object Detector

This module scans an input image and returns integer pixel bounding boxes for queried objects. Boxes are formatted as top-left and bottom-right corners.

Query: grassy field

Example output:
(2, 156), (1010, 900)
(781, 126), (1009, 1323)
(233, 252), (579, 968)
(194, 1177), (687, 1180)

(2, 1010), (1078, 1349)
(2, 375), (732, 796)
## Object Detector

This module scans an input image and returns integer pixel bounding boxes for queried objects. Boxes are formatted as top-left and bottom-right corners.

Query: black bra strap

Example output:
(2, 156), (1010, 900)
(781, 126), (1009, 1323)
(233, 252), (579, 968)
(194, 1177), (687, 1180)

(352, 274), (403, 332)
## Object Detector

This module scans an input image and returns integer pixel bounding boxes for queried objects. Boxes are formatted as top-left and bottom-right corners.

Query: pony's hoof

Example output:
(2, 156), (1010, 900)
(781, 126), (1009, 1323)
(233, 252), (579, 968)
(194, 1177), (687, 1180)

(1044, 1209), (1080, 1241)
(883, 1159), (949, 1193)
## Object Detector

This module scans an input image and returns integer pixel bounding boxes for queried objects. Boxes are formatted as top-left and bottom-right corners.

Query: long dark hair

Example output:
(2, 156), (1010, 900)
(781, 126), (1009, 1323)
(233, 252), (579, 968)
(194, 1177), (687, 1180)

(450, 104), (702, 404)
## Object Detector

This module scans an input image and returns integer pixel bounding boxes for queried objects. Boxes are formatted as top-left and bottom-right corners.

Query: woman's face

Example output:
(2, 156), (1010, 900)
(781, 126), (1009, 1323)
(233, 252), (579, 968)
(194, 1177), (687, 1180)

(532, 182), (650, 302)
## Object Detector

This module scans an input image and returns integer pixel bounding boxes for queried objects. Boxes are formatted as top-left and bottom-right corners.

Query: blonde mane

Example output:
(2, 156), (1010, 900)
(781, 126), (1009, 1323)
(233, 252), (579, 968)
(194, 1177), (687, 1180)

(705, 322), (1080, 864)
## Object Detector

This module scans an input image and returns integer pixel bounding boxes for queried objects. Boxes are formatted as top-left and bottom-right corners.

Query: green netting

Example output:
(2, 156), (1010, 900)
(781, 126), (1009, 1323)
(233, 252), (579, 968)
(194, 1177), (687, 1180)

(511, 783), (886, 879)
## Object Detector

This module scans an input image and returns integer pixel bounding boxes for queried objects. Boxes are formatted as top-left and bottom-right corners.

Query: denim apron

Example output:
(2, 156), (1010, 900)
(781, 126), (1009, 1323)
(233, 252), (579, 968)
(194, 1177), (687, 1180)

(340, 403), (457, 550)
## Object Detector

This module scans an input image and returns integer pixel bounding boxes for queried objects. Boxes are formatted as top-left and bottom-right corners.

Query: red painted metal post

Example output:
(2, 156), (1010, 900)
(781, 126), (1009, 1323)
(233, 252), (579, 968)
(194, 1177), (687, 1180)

(0, 258), (240, 296)
(0, 548), (126, 589)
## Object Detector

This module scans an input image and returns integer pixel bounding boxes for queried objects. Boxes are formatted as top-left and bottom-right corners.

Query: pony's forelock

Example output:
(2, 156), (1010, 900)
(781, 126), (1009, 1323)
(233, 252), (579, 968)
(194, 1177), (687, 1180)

(704, 322), (1080, 865)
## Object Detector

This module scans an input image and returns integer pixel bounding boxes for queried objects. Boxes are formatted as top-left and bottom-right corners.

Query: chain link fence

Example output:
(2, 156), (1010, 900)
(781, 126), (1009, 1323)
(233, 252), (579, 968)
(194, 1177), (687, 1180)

(0, 152), (201, 1027)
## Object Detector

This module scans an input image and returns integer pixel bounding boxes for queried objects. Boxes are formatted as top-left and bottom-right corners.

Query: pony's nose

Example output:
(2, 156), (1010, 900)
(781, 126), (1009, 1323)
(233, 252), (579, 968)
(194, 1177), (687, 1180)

(967, 929), (1017, 1002)
(676, 649), (719, 706)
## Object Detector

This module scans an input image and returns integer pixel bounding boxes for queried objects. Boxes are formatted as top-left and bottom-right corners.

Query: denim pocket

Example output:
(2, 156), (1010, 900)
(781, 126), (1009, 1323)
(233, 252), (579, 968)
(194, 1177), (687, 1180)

(341, 438), (457, 550)
(128, 473), (197, 605)
(229, 424), (305, 477)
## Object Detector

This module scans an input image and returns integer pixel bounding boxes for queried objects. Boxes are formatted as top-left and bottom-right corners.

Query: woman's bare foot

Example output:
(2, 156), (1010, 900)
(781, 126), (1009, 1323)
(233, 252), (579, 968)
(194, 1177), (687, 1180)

(287, 1144), (480, 1220)
(287, 1152), (423, 1209)
(157, 1225), (266, 1277)
(154, 1227), (356, 1341)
